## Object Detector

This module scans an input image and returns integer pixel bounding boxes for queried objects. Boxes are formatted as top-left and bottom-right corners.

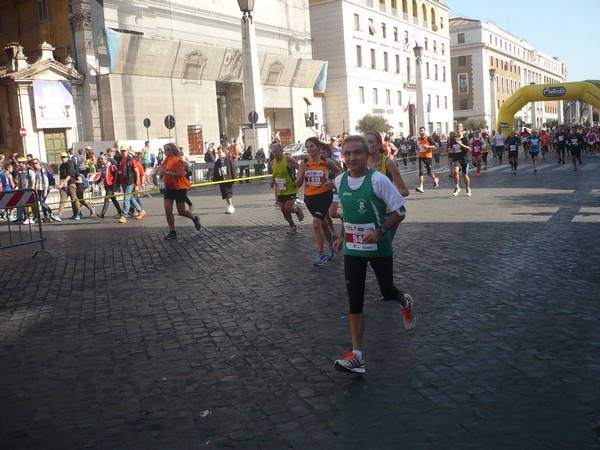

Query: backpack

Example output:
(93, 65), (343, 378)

(76, 154), (87, 171)
(80, 173), (90, 189)
(46, 167), (56, 186)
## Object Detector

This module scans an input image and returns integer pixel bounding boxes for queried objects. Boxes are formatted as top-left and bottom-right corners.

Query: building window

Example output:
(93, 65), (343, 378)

(405, 30), (409, 44)
(395, 54), (400, 74)
(391, 0), (397, 9)
(382, 23), (387, 38)
(458, 73), (468, 94)
(398, 91), (402, 105)
(359, 86), (365, 104)
(424, 37), (428, 50)
(383, 52), (389, 72)
(368, 19), (376, 35)
(444, 96), (448, 109)
(370, 48), (376, 69)
(354, 14), (360, 31)
(460, 100), (468, 110)
(425, 62), (430, 79)
(393, 27), (398, 42)
(38, 0), (49, 21)
(442, 66), (446, 82)
(433, 40), (437, 53)
(434, 64), (438, 81)
(441, 43), (445, 55)
(406, 57), (411, 82)
(373, 88), (378, 105)
(457, 33), (465, 44)
(356, 45), (362, 67)
(386, 89), (391, 106)
(436, 95), (440, 109)
(458, 56), (466, 66)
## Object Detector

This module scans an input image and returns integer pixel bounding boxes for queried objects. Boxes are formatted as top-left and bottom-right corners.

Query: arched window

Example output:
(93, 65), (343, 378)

(422, 4), (427, 25)
(412, 0), (418, 18)
(431, 8), (436, 29)
(402, 0), (408, 14)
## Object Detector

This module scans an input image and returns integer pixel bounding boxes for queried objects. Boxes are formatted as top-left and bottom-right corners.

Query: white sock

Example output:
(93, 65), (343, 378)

(353, 349), (362, 358)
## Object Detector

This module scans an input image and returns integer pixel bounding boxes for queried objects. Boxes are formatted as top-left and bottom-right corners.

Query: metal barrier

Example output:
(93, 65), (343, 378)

(0, 189), (52, 258)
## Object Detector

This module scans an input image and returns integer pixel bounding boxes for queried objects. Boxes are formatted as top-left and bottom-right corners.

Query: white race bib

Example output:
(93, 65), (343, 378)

(274, 177), (287, 190)
(344, 222), (378, 251)
(305, 169), (323, 187)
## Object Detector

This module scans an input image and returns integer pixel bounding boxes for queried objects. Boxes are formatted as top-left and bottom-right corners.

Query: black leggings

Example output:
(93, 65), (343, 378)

(344, 254), (398, 314)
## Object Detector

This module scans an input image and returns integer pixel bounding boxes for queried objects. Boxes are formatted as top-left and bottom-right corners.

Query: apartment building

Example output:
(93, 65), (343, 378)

(310, 0), (454, 137)
(450, 17), (566, 131)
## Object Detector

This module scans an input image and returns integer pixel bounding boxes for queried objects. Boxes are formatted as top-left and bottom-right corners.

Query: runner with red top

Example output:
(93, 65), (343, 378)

(469, 129), (486, 176)
(332, 135), (416, 375)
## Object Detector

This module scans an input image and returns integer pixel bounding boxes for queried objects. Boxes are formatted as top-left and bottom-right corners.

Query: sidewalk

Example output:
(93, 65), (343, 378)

(1, 157), (599, 448)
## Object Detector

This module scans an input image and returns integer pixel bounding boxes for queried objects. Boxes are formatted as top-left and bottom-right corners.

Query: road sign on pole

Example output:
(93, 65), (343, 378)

(19, 127), (27, 138)
(164, 115), (175, 141)
(143, 118), (151, 141)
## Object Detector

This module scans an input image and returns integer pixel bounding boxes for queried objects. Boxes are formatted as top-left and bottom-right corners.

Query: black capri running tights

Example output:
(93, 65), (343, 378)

(344, 254), (398, 314)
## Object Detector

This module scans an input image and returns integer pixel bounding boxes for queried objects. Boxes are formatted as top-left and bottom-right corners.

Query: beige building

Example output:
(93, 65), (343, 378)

(450, 17), (566, 131)
(0, 0), (326, 162)
(310, 0), (454, 137)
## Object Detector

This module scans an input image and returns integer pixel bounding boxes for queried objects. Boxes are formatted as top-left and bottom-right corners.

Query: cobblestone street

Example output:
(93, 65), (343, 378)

(1, 156), (599, 449)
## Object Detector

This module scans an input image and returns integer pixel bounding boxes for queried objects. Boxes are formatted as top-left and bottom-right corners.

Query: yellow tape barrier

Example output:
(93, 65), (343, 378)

(44, 174), (273, 207)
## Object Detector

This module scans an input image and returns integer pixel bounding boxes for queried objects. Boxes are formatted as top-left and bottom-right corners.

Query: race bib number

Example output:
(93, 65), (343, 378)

(344, 222), (378, 251)
(473, 145), (481, 152)
(305, 170), (324, 187)
(274, 177), (287, 190)
(219, 166), (228, 178)
(509, 144), (517, 151)
(418, 144), (426, 153)
(452, 144), (461, 153)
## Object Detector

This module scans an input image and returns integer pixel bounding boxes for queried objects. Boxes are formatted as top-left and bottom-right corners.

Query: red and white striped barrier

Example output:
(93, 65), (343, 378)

(0, 190), (37, 208)
(87, 173), (101, 182)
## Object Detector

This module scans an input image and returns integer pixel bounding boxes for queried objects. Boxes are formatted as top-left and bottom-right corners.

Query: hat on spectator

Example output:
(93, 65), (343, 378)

(17, 156), (27, 162)
(85, 146), (92, 150)
(120, 145), (128, 151)
(60, 151), (69, 157)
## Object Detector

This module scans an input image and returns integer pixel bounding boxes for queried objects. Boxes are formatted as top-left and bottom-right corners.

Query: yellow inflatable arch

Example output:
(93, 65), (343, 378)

(496, 80), (600, 131)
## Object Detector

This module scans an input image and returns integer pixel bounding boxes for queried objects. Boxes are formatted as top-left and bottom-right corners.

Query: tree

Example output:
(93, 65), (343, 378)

(465, 117), (488, 131)
(356, 114), (391, 134)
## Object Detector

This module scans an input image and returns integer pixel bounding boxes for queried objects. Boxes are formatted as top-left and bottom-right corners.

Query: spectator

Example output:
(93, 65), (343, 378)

(213, 145), (238, 214)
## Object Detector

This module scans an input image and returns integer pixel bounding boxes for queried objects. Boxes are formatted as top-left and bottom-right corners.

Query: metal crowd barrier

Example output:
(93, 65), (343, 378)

(190, 160), (267, 183)
(0, 189), (52, 258)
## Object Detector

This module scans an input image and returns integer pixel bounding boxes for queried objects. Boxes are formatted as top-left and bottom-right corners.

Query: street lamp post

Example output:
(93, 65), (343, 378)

(238, 0), (268, 155)
(489, 68), (496, 132)
(413, 44), (427, 133)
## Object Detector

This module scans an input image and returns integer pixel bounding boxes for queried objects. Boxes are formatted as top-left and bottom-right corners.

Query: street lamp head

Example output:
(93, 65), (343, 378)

(489, 68), (496, 79)
(413, 44), (423, 62)
(237, 0), (255, 13)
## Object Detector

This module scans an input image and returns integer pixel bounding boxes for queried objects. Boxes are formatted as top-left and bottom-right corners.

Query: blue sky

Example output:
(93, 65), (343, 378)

(446, 0), (599, 82)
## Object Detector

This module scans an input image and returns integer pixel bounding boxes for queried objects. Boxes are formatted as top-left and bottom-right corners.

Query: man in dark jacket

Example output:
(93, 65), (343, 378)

(57, 151), (81, 219)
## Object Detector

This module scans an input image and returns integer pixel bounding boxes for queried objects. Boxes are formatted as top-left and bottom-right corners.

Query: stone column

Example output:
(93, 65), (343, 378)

(69, 0), (102, 141)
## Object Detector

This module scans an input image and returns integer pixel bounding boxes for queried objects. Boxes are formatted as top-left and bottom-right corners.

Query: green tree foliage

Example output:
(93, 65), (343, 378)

(465, 117), (488, 131)
(356, 114), (391, 134)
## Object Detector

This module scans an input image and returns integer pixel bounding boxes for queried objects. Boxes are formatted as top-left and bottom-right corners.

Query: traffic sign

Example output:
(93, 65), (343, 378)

(143, 118), (151, 128)
(248, 111), (259, 124)
(19, 127), (27, 138)
(164, 115), (175, 130)
(241, 123), (268, 129)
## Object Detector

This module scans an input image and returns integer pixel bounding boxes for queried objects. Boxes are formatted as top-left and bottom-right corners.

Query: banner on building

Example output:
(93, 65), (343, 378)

(33, 81), (75, 129)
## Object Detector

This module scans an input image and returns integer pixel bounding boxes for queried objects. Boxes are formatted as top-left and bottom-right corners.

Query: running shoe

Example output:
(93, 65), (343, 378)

(51, 213), (62, 222)
(313, 252), (326, 266)
(334, 350), (365, 374)
(74, 214), (82, 221)
(296, 205), (304, 222)
(286, 224), (298, 234)
(466, 188), (472, 197)
(327, 247), (336, 261)
(400, 294), (417, 330)
(118, 216), (127, 223)
(415, 186), (424, 193)
(136, 211), (146, 220)
(452, 187), (461, 197)
(193, 215), (201, 231)
(189, 204), (195, 212)
(89, 204), (96, 216)
(476, 171), (481, 177)
(433, 177), (439, 188)
(164, 230), (178, 240)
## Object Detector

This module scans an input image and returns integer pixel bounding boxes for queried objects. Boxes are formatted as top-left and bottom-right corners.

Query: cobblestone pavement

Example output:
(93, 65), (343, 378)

(1, 155), (599, 449)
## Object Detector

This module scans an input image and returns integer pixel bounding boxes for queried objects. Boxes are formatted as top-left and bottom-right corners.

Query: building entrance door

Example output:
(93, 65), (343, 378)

(43, 129), (67, 171)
